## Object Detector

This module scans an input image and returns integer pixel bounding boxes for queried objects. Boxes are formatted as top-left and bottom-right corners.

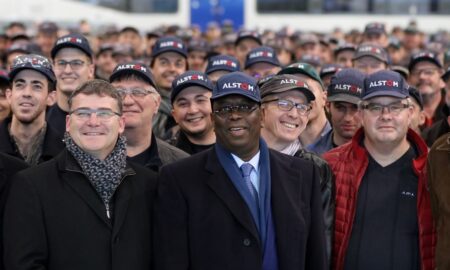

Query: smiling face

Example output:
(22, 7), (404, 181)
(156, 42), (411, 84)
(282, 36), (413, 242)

(151, 51), (187, 91)
(171, 86), (213, 140)
(361, 96), (412, 146)
(53, 48), (94, 96)
(212, 95), (262, 161)
(66, 93), (124, 160)
(261, 91), (309, 149)
(7, 69), (54, 124)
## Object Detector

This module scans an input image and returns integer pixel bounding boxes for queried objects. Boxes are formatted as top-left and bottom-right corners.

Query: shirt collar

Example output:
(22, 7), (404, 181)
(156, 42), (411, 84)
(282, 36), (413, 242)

(231, 151), (260, 171)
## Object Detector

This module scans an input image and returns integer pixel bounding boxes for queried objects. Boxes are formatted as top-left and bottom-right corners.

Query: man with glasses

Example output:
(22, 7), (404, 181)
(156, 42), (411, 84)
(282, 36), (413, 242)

(408, 51), (446, 129)
(0, 54), (64, 165)
(244, 46), (281, 79)
(315, 68), (365, 155)
(47, 33), (95, 141)
(168, 70), (216, 154)
(259, 74), (334, 264)
(109, 62), (188, 172)
(4, 79), (157, 270)
(154, 72), (327, 270)
(323, 70), (436, 270)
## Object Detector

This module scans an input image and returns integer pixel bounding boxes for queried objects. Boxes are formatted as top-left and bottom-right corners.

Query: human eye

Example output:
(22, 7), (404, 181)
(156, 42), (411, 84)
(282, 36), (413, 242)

(56, 60), (67, 67)
(32, 84), (44, 91)
(74, 109), (91, 118)
(131, 89), (147, 97)
(367, 103), (382, 112)
(277, 100), (293, 110)
(14, 81), (25, 89)
(296, 104), (310, 113)
(389, 103), (404, 113)
(177, 101), (189, 108)
(96, 109), (114, 118)
(71, 60), (84, 68)
(175, 60), (185, 68)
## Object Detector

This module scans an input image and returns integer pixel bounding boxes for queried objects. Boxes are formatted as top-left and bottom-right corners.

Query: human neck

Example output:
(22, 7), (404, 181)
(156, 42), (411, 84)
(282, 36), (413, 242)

(123, 127), (152, 157)
(363, 137), (411, 167)
(261, 129), (289, 151)
(185, 129), (216, 146)
(423, 93), (442, 119)
(299, 113), (327, 146)
(332, 131), (351, 146)
(9, 115), (46, 154)
(56, 91), (70, 112)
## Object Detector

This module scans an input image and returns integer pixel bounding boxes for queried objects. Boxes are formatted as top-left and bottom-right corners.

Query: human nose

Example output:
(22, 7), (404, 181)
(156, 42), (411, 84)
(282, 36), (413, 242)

(86, 112), (101, 125)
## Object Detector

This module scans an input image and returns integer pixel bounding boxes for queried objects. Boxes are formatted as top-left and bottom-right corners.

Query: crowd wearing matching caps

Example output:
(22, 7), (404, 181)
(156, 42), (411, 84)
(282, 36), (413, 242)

(0, 18), (450, 270)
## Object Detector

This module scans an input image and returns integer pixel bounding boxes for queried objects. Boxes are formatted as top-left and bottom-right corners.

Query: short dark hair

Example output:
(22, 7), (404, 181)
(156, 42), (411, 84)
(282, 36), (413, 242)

(68, 79), (122, 114)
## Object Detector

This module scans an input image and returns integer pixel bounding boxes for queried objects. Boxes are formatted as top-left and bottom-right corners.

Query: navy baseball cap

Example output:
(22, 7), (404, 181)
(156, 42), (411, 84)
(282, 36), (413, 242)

(408, 50), (443, 71)
(334, 43), (356, 57)
(212, 72), (260, 103)
(0, 70), (9, 84)
(171, 71), (213, 103)
(9, 54), (56, 84)
(51, 33), (93, 59)
(245, 46), (280, 69)
(235, 30), (262, 46)
(320, 64), (343, 79)
(278, 62), (324, 89)
(151, 36), (187, 58)
(299, 54), (321, 68)
(260, 74), (315, 102)
(109, 62), (157, 88)
(327, 68), (365, 104)
(442, 66), (450, 82)
(364, 22), (386, 35)
(205, 55), (240, 74)
(353, 43), (389, 64)
(363, 70), (408, 100)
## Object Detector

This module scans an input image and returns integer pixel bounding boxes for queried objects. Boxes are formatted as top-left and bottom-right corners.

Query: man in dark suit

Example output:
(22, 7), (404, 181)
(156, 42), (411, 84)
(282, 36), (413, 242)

(154, 72), (327, 270)
(4, 80), (157, 270)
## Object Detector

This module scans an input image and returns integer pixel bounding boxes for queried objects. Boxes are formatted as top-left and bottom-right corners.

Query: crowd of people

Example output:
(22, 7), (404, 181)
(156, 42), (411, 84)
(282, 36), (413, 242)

(0, 18), (449, 270)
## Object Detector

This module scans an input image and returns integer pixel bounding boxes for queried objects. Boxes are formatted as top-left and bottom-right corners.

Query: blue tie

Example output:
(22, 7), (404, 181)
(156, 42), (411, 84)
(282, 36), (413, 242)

(240, 163), (257, 201)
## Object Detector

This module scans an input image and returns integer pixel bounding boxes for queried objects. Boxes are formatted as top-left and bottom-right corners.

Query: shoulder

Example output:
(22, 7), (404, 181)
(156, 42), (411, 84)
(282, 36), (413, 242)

(0, 152), (28, 177)
(156, 138), (190, 164)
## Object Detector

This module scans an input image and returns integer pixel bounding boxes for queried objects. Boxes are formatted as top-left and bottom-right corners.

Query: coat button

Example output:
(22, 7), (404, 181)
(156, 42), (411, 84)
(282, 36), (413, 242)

(243, 238), (251, 246)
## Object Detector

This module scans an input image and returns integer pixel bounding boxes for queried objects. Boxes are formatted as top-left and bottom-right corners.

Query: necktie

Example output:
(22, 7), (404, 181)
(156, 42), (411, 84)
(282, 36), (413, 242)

(240, 163), (257, 201)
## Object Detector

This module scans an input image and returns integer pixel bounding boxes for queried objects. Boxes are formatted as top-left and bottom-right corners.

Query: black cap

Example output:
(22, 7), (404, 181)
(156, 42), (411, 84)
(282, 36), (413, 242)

(51, 33), (93, 59)
(327, 68), (365, 104)
(109, 62), (157, 88)
(171, 71), (213, 103)
(408, 50), (442, 71)
(244, 46), (280, 69)
(408, 86), (423, 110)
(235, 30), (262, 46)
(205, 55), (240, 74)
(9, 54), (56, 84)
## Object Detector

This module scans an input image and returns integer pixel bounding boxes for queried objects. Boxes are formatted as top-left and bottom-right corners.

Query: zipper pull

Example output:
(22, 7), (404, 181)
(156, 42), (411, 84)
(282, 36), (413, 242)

(106, 203), (111, 219)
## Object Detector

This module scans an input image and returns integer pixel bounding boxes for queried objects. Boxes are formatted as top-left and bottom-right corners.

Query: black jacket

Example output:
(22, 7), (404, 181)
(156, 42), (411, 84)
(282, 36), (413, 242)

(4, 149), (157, 270)
(0, 153), (28, 270)
(0, 117), (65, 164)
(154, 147), (328, 270)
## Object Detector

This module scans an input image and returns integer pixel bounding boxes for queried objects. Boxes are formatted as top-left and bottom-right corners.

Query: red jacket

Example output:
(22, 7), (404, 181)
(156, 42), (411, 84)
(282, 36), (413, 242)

(323, 128), (436, 270)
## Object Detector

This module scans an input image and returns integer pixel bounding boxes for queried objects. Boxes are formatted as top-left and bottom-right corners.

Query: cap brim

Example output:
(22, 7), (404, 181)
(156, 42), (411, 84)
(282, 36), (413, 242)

(211, 91), (260, 103)
(152, 48), (187, 59)
(235, 36), (262, 46)
(327, 94), (361, 104)
(245, 59), (280, 69)
(353, 54), (387, 63)
(109, 69), (156, 88)
(9, 67), (56, 84)
(362, 90), (408, 100)
(262, 87), (315, 102)
(408, 57), (442, 71)
(51, 43), (92, 59)
(206, 66), (236, 75)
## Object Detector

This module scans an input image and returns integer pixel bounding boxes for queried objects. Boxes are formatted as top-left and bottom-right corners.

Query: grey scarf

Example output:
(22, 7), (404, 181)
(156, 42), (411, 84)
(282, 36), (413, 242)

(64, 133), (127, 214)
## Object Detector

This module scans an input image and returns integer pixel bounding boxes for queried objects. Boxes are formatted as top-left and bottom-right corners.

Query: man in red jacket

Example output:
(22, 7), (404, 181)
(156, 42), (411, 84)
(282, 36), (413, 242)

(323, 70), (436, 270)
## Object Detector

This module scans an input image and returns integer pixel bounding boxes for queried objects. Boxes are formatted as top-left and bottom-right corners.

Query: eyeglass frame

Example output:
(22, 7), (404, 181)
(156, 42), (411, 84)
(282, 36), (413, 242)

(359, 100), (410, 116)
(69, 108), (122, 120)
(115, 87), (158, 99)
(53, 59), (87, 71)
(213, 104), (259, 118)
(262, 98), (312, 116)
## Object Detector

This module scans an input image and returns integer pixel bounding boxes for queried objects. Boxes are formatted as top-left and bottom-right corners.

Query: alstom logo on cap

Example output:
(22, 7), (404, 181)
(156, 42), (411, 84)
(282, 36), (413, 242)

(159, 41), (183, 49)
(212, 59), (237, 68)
(280, 79), (308, 88)
(334, 84), (362, 94)
(57, 37), (83, 45)
(116, 64), (147, 72)
(222, 82), (254, 91)
(359, 46), (381, 54)
(176, 74), (206, 85)
(249, 51), (273, 59)
(369, 80), (399, 88)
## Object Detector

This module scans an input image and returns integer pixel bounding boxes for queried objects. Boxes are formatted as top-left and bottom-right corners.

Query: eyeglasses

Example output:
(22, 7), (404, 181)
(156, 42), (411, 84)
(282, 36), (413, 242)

(213, 104), (258, 117)
(410, 68), (440, 77)
(70, 108), (121, 120)
(360, 101), (409, 116)
(54, 60), (86, 71)
(115, 87), (157, 99)
(263, 98), (311, 116)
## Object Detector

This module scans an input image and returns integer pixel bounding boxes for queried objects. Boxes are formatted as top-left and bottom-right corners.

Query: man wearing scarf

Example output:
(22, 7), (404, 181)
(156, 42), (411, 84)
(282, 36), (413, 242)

(154, 72), (327, 270)
(4, 79), (157, 270)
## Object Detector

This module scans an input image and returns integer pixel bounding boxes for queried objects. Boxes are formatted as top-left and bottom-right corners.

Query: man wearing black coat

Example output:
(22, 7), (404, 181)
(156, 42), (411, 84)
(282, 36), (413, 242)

(154, 72), (327, 270)
(4, 80), (157, 270)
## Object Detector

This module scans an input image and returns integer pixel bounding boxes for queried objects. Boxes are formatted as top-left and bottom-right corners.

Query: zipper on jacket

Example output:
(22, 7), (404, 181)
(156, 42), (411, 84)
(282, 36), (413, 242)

(105, 203), (111, 219)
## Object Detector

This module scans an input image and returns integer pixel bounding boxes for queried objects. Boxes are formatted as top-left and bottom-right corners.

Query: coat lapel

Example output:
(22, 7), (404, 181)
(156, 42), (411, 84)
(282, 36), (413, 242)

(59, 152), (112, 229)
(270, 152), (304, 268)
(204, 150), (261, 243)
